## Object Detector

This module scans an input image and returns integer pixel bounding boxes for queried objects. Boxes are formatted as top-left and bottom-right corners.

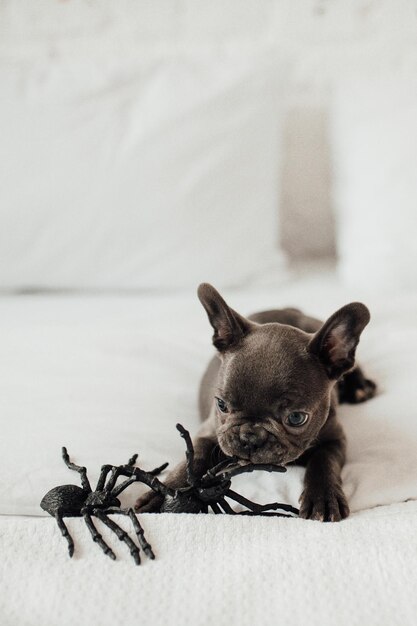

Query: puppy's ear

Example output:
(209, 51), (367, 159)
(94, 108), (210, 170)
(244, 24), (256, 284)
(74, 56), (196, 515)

(308, 303), (370, 379)
(197, 283), (253, 352)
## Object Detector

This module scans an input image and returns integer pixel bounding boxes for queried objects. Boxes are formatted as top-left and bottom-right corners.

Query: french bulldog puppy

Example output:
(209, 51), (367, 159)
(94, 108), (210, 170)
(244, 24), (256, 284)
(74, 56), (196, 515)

(135, 284), (376, 521)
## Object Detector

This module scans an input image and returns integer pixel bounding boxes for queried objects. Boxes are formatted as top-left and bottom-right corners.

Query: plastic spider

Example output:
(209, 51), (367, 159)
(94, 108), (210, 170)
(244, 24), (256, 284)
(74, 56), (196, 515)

(133, 424), (300, 517)
(40, 448), (168, 565)
(41, 424), (298, 565)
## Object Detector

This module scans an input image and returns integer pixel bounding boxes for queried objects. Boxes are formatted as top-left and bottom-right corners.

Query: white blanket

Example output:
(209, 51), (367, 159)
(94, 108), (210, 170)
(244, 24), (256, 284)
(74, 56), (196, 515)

(1, 503), (417, 626)
(1, 265), (417, 626)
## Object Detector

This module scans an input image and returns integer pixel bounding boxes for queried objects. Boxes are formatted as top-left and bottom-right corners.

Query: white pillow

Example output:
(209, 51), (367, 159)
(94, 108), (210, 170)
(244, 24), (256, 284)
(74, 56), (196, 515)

(332, 73), (417, 291)
(0, 44), (285, 290)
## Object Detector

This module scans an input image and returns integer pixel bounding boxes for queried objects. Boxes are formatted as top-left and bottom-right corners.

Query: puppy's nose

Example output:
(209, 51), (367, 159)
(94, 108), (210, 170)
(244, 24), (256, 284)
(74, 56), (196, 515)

(239, 428), (266, 452)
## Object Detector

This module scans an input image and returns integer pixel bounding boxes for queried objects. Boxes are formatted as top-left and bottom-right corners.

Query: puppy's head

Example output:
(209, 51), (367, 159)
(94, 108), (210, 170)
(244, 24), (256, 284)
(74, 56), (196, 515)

(198, 283), (370, 465)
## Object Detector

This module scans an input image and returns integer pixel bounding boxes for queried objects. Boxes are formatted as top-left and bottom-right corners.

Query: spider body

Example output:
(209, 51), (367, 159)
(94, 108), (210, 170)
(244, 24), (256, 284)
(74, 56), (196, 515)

(84, 491), (121, 509)
(41, 482), (124, 517)
(40, 448), (167, 564)
(41, 484), (91, 517)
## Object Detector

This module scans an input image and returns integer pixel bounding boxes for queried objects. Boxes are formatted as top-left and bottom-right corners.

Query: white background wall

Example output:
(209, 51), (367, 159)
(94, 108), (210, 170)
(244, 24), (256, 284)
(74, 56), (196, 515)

(1, 0), (416, 261)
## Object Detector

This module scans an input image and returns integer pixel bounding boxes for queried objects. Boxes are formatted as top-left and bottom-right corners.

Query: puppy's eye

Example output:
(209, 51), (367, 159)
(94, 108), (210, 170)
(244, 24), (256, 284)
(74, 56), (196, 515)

(215, 397), (229, 413)
(286, 411), (309, 427)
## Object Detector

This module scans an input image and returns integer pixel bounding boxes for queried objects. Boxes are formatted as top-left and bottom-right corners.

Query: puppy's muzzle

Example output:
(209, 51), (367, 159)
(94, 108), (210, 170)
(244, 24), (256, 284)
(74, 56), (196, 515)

(239, 424), (268, 454)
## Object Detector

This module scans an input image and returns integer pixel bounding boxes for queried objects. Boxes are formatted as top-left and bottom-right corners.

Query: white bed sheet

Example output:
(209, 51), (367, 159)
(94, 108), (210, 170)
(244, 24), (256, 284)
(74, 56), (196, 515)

(0, 264), (417, 517)
(1, 502), (417, 626)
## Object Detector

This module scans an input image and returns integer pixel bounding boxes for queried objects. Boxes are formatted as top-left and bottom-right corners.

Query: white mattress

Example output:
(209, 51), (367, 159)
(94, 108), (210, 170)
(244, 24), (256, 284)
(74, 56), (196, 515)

(1, 264), (417, 626)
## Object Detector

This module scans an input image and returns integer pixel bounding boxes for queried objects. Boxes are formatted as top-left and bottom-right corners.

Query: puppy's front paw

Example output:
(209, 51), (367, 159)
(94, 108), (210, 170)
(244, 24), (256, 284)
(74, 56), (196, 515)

(135, 490), (164, 513)
(299, 484), (350, 522)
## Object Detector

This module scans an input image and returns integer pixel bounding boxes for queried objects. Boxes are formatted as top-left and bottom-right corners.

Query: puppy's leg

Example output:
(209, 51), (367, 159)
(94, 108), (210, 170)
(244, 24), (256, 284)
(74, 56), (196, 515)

(338, 366), (377, 404)
(135, 435), (216, 512)
(299, 421), (349, 522)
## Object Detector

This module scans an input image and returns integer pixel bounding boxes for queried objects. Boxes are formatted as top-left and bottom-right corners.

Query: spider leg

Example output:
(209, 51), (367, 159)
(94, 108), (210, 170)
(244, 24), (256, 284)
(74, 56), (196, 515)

(105, 466), (123, 493)
(217, 498), (236, 515)
(237, 511), (294, 517)
(225, 489), (299, 516)
(62, 447), (91, 492)
(215, 463), (286, 483)
(96, 454), (138, 492)
(105, 463), (138, 493)
(127, 453), (138, 466)
(260, 502), (299, 515)
(111, 466), (173, 498)
(210, 502), (222, 514)
(112, 476), (139, 498)
(148, 462), (169, 476)
(133, 469), (174, 496)
(94, 510), (141, 565)
(96, 465), (114, 491)
(55, 512), (75, 557)
(176, 424), (197, 487)
(126, 508), (155, 560)
(203, 456), (239, 480)
(83, 512), (116, 560)
(120, 452), (168, 476)
(106, 460), (170, 496)
(224, 489), (268, 512)
(105, 507), (155, 560)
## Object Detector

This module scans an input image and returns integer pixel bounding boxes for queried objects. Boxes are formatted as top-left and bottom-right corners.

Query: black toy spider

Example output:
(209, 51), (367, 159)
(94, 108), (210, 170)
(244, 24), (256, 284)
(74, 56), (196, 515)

(41, 423), (298, 565)
(40, 448), (168, 565)
(135, 424), (300, 516)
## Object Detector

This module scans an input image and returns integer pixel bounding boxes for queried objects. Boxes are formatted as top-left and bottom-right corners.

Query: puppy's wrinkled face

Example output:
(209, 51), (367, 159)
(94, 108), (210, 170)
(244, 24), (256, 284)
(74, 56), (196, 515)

(214, 325), (332, 464)
(198, 283), (370, 466)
